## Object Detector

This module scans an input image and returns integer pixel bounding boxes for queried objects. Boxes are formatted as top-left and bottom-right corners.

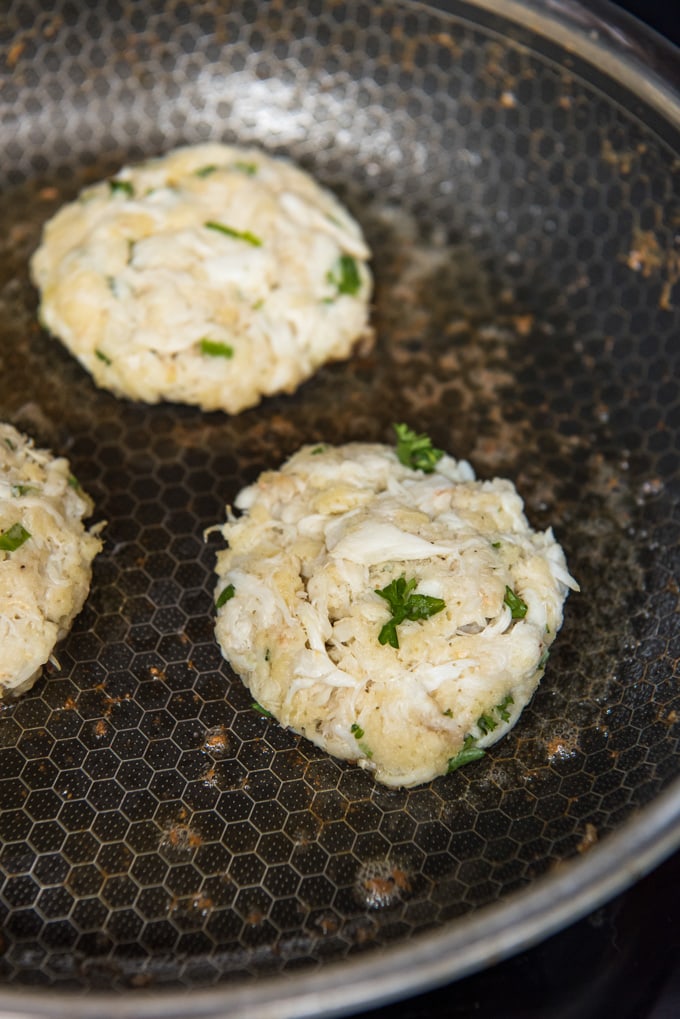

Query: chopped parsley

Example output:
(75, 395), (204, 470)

(0, 522), (31, 552)
(375, 574), (446, 649)
(199, 338), (234, 359)
(195, 164), (218, 178)
(11, 484), (36, 497)
(393, 423), (444, 474)
(95, 349), (112, 366)
(252, 702), (273, 718)
(232, 161), (258, 176)
(109, 179), (134, 197)
(326, 253), (361, 297)
(477, 693), (515, 734)
(350, 723), (364, 740)
(537, 649), (550, 670)
(504, 586), (528, 619)
(311, 445), (327, 455)
(496, 693), (514, 722)
(205, 220), (263, 247)
(491, 541), (502, 549)
(67, 474), (81, 490)
(447, 736), (485, 773)
(477, 711), (498, 736)
(215, 583), (235, 609)
(4, 437), (16, 451)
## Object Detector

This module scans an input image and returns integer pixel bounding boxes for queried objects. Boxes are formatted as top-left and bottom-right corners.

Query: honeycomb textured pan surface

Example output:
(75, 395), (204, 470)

(30, 143), (373, 414)
(0, 0), (679, 996)
(0, 423), (102, 699)
(214, 442), (578, 787)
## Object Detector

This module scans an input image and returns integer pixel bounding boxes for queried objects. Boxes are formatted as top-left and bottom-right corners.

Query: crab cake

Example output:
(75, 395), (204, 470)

(30, 143), (373, 413)
(213, 432), (578, 788)
(0, 423), (103, 699)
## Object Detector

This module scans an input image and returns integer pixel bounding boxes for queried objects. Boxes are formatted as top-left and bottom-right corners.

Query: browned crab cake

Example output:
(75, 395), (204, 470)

(213, 436), (577, 787)
(0, 423), (103, 699)
(30, 143), (372, 413)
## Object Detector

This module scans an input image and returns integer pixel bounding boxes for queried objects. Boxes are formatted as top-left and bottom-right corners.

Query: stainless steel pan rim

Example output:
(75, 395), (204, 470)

(441, 0), (680, 127)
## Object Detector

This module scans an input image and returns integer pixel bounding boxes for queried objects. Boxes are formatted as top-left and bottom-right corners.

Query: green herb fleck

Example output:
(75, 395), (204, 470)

(326, 253), (361, 297)
(11, 484), (36, 497)
(195, 164), (218, 178)
(252, 702), (273, 718)
(232, 161), (258, 176)
(447, 735), (485, 774)
(477, 693), (515, 734)
(3, 437), (16, 451)
(393, 423), (444, 474)
(215, 583), (235, 609)
(0, 522), (31, 552)
(67, 474), (81, 490)
(537, 649), (550, 670)
(350, 723), (364, 740)
(375, 575), (446, 649)
(504, 586), (528, 619)
(109, 179), (134, 197)
(496, 693), (514, 722)
(95, 349), (112, 366)
(205, 220), (263, 247)
(491, 541), (502, 549)
(358, 742), (373, 759)
(477, 712), (498, 735)
(311, 445), (327, 455)
(443, 708), (453, 718)
(199, 338), (234, 359)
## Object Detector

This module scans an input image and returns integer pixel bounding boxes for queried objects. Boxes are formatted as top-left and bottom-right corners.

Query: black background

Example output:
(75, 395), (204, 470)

(613, 0), (679, 46)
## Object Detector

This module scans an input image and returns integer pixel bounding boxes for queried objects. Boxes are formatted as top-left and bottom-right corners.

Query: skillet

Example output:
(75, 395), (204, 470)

(0, 0), (678, 1015)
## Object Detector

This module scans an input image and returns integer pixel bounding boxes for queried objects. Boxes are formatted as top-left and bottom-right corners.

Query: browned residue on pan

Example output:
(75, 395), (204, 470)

(169, 892), (214, 924)
(355, 858), (413, 910)
(601, 138), (647, 176)
(545, 727), (580, 762)
(576, 823), (599, 854)
(625, 228), (680, 309)
(5, 40), (25, 70)
(203, 724), (231, 757)
(159, 822), (203, 857)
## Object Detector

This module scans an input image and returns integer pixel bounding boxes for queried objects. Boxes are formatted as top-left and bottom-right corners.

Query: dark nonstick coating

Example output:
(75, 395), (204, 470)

(0, 0), (678, 1006)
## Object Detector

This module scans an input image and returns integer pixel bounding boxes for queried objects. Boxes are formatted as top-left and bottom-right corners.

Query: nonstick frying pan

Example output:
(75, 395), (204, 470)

(0, 1), (679, 1016)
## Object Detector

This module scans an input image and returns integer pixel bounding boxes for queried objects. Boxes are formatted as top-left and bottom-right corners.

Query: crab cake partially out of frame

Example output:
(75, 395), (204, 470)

(213, 433), (578, 788)
(30, 143), (373, 414)
(0, 423), (103, 700)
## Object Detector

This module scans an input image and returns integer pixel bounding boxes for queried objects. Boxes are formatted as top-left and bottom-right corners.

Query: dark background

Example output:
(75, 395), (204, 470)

(613, 0), (679, 45)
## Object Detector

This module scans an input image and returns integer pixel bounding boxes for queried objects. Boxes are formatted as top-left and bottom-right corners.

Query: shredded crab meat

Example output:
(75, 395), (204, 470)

(214, 441), (577, 787)
(0, 423), (102, 699)
(30, 142), (373, 414)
